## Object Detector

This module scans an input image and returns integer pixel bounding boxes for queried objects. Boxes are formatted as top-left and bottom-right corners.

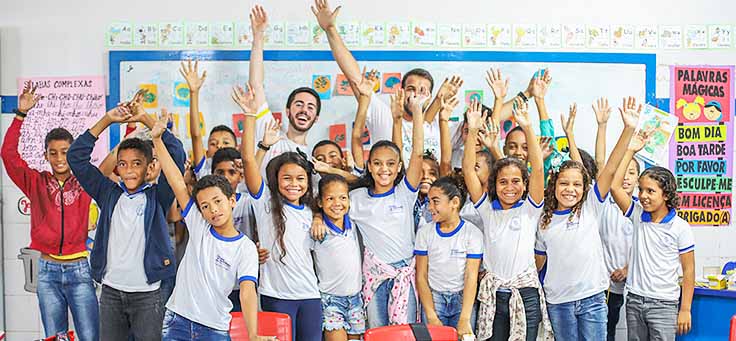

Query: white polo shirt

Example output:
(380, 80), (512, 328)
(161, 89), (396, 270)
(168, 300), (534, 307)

(249, 181), (320, 300)
(599, 196), (636, 294)
(313, 213), (363, 296)
(166, 199), (259, 331)
(535, 184), (609, 304)
(231, 193), (255, 241)
(414, 220), (484, 292)
(475, 193), (543, 282)
(625, 202), (695, 301)
(103, 184), (160, 292)
(350, 177), (419, 264)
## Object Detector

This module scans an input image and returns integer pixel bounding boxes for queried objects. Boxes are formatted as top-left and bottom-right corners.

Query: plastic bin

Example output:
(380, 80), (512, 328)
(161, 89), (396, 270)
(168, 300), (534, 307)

(18, 247), (41, 293)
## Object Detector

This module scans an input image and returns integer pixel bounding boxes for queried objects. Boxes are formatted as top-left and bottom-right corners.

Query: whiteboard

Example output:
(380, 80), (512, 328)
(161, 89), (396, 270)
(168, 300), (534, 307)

(112, 50), (654, 157)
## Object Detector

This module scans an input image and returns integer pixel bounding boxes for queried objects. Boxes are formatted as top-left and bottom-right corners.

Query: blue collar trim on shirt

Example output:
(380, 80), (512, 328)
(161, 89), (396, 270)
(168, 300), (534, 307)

(553, 208), (572, 215)
(117, 182), (152, 196)
(641, 208), (677, 223)
(436, 220), (465, 238)
(283, 201), (305, 210)
(491, 199), (523, 210)
(368, 186), (395, 198)
(322, 212), (351, 235)
(209, 227), (245, 242)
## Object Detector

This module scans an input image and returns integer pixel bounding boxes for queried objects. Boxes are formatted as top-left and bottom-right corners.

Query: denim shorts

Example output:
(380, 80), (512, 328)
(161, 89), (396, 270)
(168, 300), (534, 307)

(320, 292), (366, 334)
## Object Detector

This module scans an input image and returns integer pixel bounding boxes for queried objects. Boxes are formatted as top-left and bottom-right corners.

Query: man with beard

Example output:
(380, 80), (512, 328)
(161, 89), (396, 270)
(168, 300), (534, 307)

(235, 5), (321, 176)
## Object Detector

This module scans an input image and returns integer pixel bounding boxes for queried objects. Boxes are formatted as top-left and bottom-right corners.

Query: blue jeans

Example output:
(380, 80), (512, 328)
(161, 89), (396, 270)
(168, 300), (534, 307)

(547, 292), (608, 340)
(321, 292), (366, 334)
(366, 258), (418, 328)
(490, 287), (542, 341)
(421, 290), (476, 329)
(162, 309), (231, 340)
(37, 258), (99, 341)
(261, 295), (322, 341)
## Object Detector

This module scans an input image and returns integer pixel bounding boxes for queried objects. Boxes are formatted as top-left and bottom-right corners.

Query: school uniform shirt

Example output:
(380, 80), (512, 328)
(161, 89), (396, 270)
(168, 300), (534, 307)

(534, 184), (609, 304)
(350, 177), (420, 264)
(249, 181), (320, 300)
(625, 202), (695, 301)
(414, 220), (484, 292)
(193, 157), (213, 179)
(102, 184), (160, 292)
(313, 213), (363, 296)
(475, 193), (543, 282)
(232, 193), (255, 241)
(166, 199), (259, 331)
(599, 196), (636, 295)
(367, 93), (460, 162)
(415, 195), (484, 233)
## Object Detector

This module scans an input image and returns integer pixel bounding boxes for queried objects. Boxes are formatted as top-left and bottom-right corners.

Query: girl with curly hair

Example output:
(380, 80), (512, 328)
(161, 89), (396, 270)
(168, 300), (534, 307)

(609, 127), (695, 340)
(534, 97), (643, 340)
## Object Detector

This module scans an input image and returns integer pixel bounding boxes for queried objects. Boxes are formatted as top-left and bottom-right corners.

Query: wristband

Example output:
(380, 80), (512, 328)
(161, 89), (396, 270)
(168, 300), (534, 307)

(13, 109), (27, 118)
(257, 141), (271, 151)
(516, 91), (529, 102)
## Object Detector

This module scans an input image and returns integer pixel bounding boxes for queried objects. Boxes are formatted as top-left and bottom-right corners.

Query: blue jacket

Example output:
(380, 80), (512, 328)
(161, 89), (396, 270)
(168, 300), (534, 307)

(68, 129), (185, 284)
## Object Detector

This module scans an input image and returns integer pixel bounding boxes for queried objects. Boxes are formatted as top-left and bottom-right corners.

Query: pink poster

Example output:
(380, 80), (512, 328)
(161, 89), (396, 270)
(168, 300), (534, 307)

(17, 76), (108, 171)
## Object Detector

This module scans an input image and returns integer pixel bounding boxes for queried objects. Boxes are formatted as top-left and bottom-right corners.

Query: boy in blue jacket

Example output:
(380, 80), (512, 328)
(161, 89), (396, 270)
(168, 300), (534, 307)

(68, 97), (185, 341)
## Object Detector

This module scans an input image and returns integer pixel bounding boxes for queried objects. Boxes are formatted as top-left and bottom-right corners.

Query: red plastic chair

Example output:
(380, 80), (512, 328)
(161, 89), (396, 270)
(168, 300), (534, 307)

(42, 331), (75, 341)
(230, 312), (292, 341)
(364, 324), (457, 341)
(729, 314), (736, 341)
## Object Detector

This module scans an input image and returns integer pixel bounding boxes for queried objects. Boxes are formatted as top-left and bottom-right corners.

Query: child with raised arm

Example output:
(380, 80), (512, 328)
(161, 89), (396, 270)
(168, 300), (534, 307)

(464, 99), (553, 340)
(414, 175), (483, 339)
(591, 97), (640, 341)
(1, 82), (98, 340)
(534, 97), (641, 340)
(148, 115), (271, 341)
(68, 95), (184, 341)
(238, 83), (322, 340)
(609, 120), (695, 340)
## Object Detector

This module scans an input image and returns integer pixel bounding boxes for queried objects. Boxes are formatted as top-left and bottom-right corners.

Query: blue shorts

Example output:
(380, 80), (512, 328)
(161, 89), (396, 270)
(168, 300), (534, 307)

(320, 292), (366, 334)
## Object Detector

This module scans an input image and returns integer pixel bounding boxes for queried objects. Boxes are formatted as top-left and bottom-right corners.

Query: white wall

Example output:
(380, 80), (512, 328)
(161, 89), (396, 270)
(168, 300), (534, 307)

(1, 0), (736, 339)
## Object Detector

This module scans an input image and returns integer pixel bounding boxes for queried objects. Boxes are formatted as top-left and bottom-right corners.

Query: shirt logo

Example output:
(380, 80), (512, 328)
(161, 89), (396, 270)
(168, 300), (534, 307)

(215, 255), (231, 271)
(136, 204), (145, 217)
(509, 216), (521, 231)
(388, 204), (404, 213)
(450, 248), (466, 258)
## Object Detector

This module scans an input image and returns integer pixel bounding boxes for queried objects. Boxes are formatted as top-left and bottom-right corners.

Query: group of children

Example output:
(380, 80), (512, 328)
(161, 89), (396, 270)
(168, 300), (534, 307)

(2, 1), (696, 341)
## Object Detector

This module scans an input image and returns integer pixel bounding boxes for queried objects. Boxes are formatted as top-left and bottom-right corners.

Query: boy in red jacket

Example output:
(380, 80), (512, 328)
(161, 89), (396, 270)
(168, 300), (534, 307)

(1, 82), (98, 340)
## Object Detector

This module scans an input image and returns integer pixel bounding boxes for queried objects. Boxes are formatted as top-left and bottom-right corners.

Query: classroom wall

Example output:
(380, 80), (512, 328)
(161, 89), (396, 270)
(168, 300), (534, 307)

(1, 0), (735, 339)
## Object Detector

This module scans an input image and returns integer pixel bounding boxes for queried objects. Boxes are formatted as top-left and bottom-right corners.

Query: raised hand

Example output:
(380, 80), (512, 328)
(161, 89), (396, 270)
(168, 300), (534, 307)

(466, 100), (485, 130)
(351, 67), (379, 97)
(125, 89), (150, 122)
(150, 110), (169, 139)
(249, 5), (268, 35)
(232, 84), (258, 114)
(390, 88), (406, 121)
(485, 68), (509, 99)
(18, 81), (43, 113)
(561, 103), (577, 137)
(407, 93), (429, 118)
(628, 129), (652, 153)
(262, 118), (283, 147)
(179, 59), (207, 93)
(105, 104), (133, 123)
(593, 97), (611, 125)
(479, 117), (500, 150)
(512, 97), (531, 128)
(528, 68), (552, 99)
(540, 136), (555, 160)
(618, 96), (642, 129)
(439, 95), (459, 122)
(436, 76), (464, 101)
(312, 158), (331, 173)
(311, 0), (340, 31)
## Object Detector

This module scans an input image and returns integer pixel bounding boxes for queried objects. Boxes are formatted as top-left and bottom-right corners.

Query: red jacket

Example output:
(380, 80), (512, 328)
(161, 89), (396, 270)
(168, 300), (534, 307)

(1, 117), (91, 256)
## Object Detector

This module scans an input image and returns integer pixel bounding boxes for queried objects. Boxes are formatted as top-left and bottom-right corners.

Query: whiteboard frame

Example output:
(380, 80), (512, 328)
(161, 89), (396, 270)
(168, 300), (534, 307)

(108, 50), (656, 148)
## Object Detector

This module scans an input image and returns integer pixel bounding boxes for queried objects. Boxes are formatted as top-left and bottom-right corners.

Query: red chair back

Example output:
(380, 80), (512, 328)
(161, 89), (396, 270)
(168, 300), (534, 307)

(42, 331), (75, 341)
(230, 312), (292, 341)
(364, 324), (457, 341)
(729, 314), (736, 341)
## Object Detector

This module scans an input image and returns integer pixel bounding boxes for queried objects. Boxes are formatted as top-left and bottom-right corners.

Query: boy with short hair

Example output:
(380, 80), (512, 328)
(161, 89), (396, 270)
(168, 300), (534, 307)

(150, 114), (273, 341)
(68, 97), (185, 340)
(1, 82), (98, 340)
